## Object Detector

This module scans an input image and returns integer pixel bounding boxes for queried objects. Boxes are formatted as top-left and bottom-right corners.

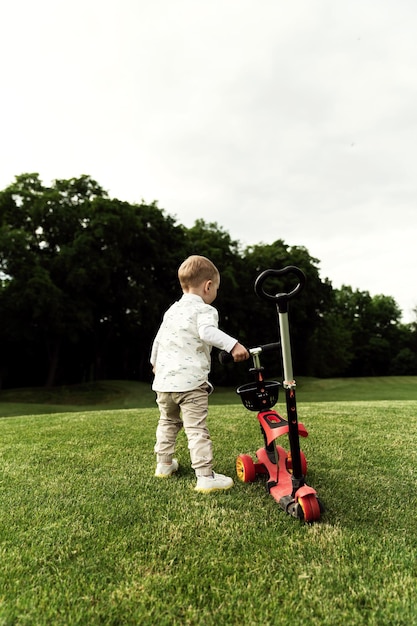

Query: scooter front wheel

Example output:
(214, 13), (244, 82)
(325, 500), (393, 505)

(236, 454), (256, 483)
(298, 494), (321, 522)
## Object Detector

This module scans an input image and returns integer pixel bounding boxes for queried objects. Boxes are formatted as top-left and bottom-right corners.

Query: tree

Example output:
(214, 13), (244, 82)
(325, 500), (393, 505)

(0, 174), (107, 386)
(328, 286), (404, 376)
(73, 195), (187, 381)
(0, 174), (186, 387)
(241, 241), (332, 377)
(1, 174), (415, 388)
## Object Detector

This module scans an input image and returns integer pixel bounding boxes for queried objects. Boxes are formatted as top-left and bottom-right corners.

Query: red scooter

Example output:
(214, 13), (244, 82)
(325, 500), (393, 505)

(220, 266), (322, 522)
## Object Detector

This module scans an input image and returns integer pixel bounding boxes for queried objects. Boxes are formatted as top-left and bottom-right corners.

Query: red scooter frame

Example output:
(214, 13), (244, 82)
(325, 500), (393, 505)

(221, 266), (322, 522)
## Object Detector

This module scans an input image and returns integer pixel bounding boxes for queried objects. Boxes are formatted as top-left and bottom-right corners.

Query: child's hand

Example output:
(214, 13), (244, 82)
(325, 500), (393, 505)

(231, 342), (249, 362)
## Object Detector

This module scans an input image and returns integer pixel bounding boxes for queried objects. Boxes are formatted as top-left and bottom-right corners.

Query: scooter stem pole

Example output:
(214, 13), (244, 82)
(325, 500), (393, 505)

(279, 312), (294, 385)
(278, 308), (303, 482)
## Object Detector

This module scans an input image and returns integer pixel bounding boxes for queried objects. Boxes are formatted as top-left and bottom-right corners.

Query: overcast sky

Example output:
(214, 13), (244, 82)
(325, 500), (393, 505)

(2, 0), (416, 321)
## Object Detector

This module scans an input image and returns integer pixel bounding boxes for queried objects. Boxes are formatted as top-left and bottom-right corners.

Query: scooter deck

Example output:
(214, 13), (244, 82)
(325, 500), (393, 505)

(257, 410), (308, 445)
(256, 444), (292, 497)
(255, 445), (318, 516)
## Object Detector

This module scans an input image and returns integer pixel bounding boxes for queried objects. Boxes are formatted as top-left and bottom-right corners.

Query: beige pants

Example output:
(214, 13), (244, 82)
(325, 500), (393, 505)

(154, 383), (213, 477)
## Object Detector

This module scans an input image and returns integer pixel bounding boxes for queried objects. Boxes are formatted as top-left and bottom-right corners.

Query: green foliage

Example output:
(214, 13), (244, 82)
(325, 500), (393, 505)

(390, 348), (417, 375)
(0, 174), (416, 389)
(241, 241), (333, 375)
(0, 174), (186, 387)
(327, 286), (408, 376)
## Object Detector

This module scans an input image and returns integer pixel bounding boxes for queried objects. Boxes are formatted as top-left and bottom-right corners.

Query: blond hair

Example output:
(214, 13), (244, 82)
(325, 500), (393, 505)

(178, 255), (220, 289)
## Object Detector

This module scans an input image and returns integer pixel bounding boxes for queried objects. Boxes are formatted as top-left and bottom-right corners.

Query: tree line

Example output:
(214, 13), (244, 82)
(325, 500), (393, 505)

(0, 173), (416, 389)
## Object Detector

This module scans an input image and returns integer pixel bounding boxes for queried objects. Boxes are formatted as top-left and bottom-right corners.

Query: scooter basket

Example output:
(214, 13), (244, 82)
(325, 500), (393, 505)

(236, 380), (280, 411)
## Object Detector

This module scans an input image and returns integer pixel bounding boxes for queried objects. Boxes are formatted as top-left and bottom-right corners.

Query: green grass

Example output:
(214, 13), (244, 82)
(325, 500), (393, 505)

(0, 380), (154, 417)
(0, 376), (416, 417)
(1, 385), (417, 624)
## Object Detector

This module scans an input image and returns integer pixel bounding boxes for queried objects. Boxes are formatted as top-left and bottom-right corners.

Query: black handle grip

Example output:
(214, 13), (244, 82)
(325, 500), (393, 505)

(218, 351), (234, 365)
(251, 342), (281, 354)
(254, 266), (306, 312)
(218, 342), (280, 365)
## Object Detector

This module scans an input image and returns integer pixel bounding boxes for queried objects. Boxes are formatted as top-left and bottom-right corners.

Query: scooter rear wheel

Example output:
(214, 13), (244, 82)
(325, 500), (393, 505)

(236, 454), (256, 482)
(286, 451), (308, 476)
(298, 494), (321, 522)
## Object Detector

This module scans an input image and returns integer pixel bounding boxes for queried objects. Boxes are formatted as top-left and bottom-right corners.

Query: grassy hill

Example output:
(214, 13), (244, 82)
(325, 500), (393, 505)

(1, 376), (416, 418)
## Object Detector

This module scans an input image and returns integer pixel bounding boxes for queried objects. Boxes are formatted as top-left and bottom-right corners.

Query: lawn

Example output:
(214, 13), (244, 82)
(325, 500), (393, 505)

(1, 375), (417, 416)
(1, 380), (417, 624)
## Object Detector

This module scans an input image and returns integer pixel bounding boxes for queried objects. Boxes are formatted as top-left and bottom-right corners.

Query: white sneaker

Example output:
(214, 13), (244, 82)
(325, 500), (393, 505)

(195, 472), (234, 493)
(155, 459), (179, 478)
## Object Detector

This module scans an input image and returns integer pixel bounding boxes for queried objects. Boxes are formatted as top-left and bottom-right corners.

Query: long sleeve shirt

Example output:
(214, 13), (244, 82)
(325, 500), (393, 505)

(150, 293), (237, 392)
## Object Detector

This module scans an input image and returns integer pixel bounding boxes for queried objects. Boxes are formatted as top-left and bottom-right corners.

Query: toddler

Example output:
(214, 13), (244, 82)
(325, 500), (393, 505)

(151, 255), (248, 492)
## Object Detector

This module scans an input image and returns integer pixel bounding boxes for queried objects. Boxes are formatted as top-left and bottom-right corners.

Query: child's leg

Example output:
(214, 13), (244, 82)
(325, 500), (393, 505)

(179, 385), (213, 477)
(154, 392), (182, 464)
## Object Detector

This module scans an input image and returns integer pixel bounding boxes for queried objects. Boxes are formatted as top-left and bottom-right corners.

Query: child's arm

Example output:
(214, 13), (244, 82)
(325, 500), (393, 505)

(199, 325), (249, 361)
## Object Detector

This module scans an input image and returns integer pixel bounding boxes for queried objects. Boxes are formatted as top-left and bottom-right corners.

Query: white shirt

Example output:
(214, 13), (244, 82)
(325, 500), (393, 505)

(150, 293), (237, 392)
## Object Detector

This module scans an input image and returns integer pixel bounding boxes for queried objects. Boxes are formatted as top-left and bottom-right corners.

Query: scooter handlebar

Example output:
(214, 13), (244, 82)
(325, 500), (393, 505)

(218, 342), (280, 365)
(254, 266), (306, 312)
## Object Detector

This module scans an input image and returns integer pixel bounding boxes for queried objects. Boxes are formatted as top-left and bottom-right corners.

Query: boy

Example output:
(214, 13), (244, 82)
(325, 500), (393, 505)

(151, 255), (249, 492)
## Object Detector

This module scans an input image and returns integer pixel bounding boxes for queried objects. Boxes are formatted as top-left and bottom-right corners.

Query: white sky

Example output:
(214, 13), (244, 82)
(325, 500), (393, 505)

(1, 0), (416, 322)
